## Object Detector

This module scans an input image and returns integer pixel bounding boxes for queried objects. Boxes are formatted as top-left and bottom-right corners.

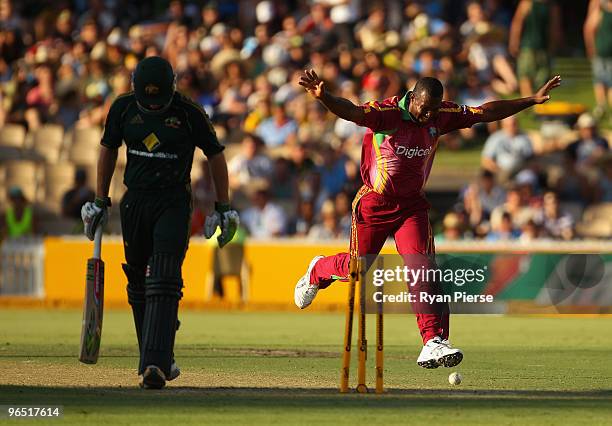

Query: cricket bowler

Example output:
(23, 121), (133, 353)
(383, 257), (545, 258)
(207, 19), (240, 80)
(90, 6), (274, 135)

(81, 56), (239, 389)
(295, 69), (561, 368)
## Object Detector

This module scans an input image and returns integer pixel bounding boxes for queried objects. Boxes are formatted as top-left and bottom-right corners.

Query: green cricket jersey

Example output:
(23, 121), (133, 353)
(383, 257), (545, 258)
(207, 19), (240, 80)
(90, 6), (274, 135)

(595, 2), (612, 58)
(520, 0), (551, 50)
(101, 91), (224, 190)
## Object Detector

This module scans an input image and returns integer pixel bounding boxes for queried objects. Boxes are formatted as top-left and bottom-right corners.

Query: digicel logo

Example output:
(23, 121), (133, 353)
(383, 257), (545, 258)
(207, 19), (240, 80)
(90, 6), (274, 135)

(396, 146), (432, 158)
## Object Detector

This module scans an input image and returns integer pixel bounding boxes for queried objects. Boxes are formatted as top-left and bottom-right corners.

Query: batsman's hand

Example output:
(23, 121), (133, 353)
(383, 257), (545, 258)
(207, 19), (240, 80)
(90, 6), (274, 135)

(204, 203), (240, 248)
(81, 197), (109, 241)
(533, 75), (562, 104)
(299, 69), (325, 99)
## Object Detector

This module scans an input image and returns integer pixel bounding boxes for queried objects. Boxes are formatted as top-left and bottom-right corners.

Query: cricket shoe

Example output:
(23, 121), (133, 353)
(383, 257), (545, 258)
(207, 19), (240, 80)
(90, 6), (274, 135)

(140, 365), (166, 389)
(417, 337), (463, 369)
(294, 255), (324, 309)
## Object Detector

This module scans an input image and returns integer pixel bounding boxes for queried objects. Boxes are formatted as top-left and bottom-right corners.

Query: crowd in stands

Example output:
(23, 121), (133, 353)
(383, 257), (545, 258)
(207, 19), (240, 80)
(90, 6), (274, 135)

(0, 0), (611, 242)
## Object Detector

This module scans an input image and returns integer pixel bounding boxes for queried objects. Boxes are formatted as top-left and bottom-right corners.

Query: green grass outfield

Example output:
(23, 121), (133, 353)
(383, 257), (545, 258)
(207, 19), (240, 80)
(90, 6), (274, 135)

(0, 309), (610, 425)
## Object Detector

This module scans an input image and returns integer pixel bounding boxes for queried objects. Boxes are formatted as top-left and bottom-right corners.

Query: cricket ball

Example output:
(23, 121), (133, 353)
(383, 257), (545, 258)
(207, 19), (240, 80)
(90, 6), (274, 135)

(448, 372), (462, 385)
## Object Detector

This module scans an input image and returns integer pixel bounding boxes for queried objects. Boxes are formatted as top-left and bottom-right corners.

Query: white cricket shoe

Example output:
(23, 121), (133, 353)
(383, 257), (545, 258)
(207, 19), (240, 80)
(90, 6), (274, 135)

(417, 337), (463, 369)
(294, 255), (324, 309)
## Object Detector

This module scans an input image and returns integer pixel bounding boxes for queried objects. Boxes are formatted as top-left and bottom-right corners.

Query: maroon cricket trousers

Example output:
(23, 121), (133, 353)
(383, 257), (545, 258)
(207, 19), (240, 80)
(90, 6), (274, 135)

(310, 186), (450, 343)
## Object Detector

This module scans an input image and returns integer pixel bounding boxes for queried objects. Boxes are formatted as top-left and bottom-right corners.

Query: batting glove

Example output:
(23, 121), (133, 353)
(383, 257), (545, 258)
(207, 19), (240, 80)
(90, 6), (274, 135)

(81, 197), (110, 241)
(204, 202), (240, 248)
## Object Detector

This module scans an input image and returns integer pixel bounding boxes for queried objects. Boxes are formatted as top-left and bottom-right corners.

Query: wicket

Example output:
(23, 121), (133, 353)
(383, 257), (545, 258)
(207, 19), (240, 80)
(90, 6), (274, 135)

(340, 256), (384, 394)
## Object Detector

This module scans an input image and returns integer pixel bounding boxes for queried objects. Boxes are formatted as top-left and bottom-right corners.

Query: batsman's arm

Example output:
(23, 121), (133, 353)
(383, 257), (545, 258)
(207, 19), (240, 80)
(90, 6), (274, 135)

(208, 152), (230, 204)
(205, 150), (239, 248)
(190, 103), (230, 205)
(97, 145), (118, 198)
(478, 75), (562, 123)
(97, 95), (128, 200)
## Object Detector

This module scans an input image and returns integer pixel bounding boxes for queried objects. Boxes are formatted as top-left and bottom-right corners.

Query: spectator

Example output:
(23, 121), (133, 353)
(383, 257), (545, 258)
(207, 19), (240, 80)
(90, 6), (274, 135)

(519, 219), (541, 242)
(490, 185), (539, 230)
(241, 180), (287, 238)
(584, 0), (612, 118)
(200, 1), (220, 34)
(486, 211), (520, 241)
(595, 154), (612, 202)
(457, 70), (499, 141)
(298, 101), (334, 145)
(436, 212), (465, 242)
(228, 134), (273, 190)
(61, 169), (95, 221)
(271, 157), (295, 200)
(460, 1), (518, 95)
(1, 186), (36, 239)
(244, 96), (271, 133)
(292, 198), (315, 237)
(355, 5), (387, 53)
(515, 169), (543, 207)
(308, 199), (341, 240)
(464, 24), (518, 95)
(566, 113), (609, 169)
(485, 0), (513, 29)
(315, 143), (349, 208)
(509, 0), (562, 97)
(288, 142), (316, 177)
(299, 2), (338, 52)
(0, 1), (602, 242)
(320, 0), (360, 48)
(462, 169), (506, 225)
(460, 1), (489, 39)
(536, 191), (574, 240)
(25, 63), (55, 130)
(255, 102), (298, 147)
(459, 70), (498, 108)
(401, 4), (451, 55)
(360, 51), (401, 100)
(481, 116), (533, 178)
(334, 191), (352, 238)
(555, 150), (592, 205)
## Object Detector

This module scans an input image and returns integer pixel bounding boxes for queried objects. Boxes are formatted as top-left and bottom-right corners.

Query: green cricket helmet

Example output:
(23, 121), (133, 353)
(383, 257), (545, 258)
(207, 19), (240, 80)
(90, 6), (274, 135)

(132, 56), (176, 114)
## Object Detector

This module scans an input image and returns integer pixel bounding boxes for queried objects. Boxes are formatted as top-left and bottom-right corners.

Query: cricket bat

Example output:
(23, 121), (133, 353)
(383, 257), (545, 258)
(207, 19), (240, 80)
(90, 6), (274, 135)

(79, 226), (105, 364)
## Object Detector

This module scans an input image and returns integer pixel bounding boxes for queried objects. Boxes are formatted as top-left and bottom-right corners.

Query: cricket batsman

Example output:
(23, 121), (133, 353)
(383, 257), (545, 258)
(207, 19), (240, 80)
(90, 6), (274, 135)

(81, 56), (239, 389)
(295, 69), (561, 368)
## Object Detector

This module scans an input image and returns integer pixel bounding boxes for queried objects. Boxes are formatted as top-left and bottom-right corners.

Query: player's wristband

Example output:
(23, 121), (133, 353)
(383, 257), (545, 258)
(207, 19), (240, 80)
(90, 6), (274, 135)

(94, 196), (112, 208)
(215, 202), (231, 213)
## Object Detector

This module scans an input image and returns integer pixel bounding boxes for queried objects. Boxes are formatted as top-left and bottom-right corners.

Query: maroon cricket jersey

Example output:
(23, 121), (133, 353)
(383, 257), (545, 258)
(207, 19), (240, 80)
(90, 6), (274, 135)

(354, 92), (484, 211)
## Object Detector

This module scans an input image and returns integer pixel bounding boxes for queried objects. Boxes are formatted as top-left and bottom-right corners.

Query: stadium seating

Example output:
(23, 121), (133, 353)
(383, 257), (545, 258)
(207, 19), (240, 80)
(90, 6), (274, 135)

(44, 163), (76, 214)
(0, 124), (26, 148)
(68, 127), (102, 169)
(31, 125), (65, 164)
(4, 160), (40, 202)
